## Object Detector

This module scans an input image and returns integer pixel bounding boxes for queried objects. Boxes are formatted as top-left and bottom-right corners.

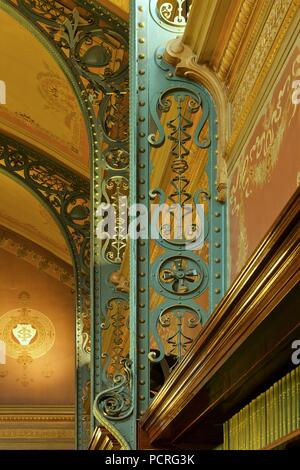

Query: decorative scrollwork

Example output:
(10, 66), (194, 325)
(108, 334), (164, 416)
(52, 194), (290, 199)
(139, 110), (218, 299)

(148, 83), (212, 369)
(93, 358), (133, 420)
(18, 0), (72, 24)
(149, 304), (206, 364)
(150, 0), (193, 31)
(101, 177), (129, 264)
(0, 133), (90, 352)
(158, 0), (192, 26)
(100, 91), (129, 143)
(104, 148), (129, 171)
(100, 298), (129, 377)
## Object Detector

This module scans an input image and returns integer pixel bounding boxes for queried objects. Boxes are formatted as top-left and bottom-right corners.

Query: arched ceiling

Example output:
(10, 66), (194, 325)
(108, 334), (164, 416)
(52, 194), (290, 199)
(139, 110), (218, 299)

(0, 7), (89, 177)
(96, 0), (129, 18)
(0, 172), (71, 264)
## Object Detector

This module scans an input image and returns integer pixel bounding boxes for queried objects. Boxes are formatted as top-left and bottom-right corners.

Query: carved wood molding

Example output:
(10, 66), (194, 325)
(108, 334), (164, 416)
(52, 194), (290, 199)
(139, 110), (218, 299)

(140, 187), (300, 447)
(0, 405), (75, 449)
(0, 226), (74, 288)
(216, 0), (257, 82)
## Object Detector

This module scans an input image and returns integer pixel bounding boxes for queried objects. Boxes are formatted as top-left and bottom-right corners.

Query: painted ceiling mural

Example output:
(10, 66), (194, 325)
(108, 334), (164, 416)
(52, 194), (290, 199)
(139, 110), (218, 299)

(97, 0), (129, 17)
(0, 173), (71, 263)
(229, 44), (300, 281)
(0, 251), (75, 404)
(0, 226), (74, 288)
(0, 8), (89, 177)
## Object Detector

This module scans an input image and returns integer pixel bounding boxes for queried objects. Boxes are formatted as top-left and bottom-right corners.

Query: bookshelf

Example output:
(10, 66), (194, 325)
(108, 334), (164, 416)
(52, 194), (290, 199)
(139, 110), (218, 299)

(139, 189), (300, 450)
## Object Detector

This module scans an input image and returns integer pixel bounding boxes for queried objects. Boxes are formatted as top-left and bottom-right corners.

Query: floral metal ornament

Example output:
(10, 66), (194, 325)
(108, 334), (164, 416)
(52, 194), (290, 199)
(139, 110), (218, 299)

(151, 0), (193, 31)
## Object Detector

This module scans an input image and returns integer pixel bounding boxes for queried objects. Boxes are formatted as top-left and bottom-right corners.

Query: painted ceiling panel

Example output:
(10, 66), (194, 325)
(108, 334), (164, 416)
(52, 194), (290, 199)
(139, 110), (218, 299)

(0, 172), (71, 263)
(0, 8), (89, 176)
(96, 0), (129, 17)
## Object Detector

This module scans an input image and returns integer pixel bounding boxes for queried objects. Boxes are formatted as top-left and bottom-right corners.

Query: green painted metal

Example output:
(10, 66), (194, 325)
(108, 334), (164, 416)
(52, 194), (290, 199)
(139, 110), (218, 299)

(129, 0), (227, 425)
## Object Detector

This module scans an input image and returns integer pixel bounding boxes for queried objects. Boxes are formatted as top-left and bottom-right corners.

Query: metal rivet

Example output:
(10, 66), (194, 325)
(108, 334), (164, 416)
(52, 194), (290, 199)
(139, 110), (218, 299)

(139, 195), (145, 200)
(139, 38), (145, 44)
(139, 364), (145, 369)
(139, 287), (145, 292)
(138, 22), (145, 28)
(139, 116), (145, 122)
(139, 131), (146, 137)
(215, 258), (221, 263)
(139, 241), (145, 246)
(139, 54), (145, 59)
(139, 349), (145, 354)
(139, 179), (145, 184)
(214, 227), (221, 233)
(139, 272), (145, 277)
(139, 303), (145, 308)
(139, 148), (145, 153)
(139, 395), (145, 400)
(139, 85), (145, 91)
(139, 163), (145, 169)
(139, 69), (145, 75)
(215, 273), (221, 279)
(214, 212), (221, 217)
(139, 380), (145, 385)
(215, 242), (221, 248)
(139, 101), (145, 106)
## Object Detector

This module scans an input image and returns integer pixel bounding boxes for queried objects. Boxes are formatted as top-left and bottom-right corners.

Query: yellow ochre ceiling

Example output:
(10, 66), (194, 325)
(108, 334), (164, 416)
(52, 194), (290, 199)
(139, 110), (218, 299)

(0, 172), (71, 264)
(97, 0), (129, 18)
(0, 8), (89, 177)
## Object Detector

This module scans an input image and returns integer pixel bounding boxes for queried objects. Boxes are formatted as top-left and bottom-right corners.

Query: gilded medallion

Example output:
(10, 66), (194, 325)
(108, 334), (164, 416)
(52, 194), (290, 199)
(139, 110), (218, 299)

(0, 307), (55, 360)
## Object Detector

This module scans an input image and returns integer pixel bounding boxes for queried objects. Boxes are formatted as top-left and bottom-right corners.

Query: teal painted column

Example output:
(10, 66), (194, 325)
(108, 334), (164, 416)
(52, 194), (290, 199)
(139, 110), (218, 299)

(129, 0), (227, 427)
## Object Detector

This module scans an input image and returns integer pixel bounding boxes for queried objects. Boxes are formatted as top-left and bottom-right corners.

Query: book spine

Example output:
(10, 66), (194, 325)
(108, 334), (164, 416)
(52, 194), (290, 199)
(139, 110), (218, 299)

(274, 382), (279, 441)
(286, 371), (292, 434)
(245, 404), (250, 450)
(282, 374), (287, 437)
(270, 385), (274, 444)
(223, 421), (229, 450)
(248, 402), (251, 450)
(241, 407), (245, 450)
(291, 368), (296, 431)
(279, 378), (283, 439)
(266, 388), (270, 445)
(261, 392), (266, 448)
(254, 398), (259, 450)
